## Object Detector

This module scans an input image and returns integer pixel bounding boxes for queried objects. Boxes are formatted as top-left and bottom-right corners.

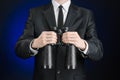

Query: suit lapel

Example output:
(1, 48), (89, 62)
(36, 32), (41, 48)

(43, 4), (82, 31)
(64, 4), (81, 31)
(43, 3), (57, 30)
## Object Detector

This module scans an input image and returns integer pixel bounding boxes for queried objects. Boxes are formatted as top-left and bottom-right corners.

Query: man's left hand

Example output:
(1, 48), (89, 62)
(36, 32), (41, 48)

(62, 32), (86, 51)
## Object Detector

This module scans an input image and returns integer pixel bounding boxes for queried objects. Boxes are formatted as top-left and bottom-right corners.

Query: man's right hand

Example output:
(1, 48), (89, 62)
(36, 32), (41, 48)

(31, 31), (57, 49)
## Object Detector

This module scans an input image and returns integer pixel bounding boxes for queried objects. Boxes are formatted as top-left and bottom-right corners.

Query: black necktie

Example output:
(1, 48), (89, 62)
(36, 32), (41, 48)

(58, 5), (63, 29)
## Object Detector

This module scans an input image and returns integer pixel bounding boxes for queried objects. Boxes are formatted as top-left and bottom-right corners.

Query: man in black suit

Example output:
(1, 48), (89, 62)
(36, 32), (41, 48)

(15, 0), (103, 80)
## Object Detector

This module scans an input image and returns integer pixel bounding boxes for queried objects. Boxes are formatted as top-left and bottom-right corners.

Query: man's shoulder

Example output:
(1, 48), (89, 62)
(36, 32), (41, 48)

(71, 4), (93, 14)
(30, 3), (52, 12)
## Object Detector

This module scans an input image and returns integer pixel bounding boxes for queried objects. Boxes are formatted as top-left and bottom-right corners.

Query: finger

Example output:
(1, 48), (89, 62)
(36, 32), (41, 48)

(62, 39), (75, 44)
(45, 37), (57, 42)
(64, 32), (77, 36)
(62, 38), (77, 42)
(44, 31), (57, 36)
(46, 40), (57, 45)
(62, 34), (73, 40)
(62, 33), (78, 39)
(62, 36), (78, 41)
(46, 38), (57, 42)
(46, 35), (57, 39)
(41, 31), (56, 39)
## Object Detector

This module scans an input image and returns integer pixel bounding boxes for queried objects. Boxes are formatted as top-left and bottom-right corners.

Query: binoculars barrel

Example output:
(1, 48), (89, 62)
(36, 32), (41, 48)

(63, 27), (77, 70)
(42, 44), (53, 69)
(66, 44), (77, 69)
(41, 27), (77, 69)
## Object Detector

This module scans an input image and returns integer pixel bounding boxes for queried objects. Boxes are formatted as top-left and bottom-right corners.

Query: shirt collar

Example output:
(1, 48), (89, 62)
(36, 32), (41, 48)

(52, 0), (71, 12)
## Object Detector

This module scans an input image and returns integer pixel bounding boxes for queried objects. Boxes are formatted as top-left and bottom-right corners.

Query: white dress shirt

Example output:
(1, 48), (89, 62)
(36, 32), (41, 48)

(52, 0), (71, 25)
(30, 0), (88, 56)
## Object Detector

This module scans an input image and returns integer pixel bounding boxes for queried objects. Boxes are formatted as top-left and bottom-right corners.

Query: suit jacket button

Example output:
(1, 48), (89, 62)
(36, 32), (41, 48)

(57, 70), (61, 74)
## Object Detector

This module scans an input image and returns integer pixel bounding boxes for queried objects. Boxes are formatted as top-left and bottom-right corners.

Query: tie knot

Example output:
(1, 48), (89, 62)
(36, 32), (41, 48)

(59, 5), (63, 9)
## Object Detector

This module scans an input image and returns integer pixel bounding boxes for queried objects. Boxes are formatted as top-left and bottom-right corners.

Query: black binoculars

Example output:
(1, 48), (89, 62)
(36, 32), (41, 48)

(41, 27), (77, 70)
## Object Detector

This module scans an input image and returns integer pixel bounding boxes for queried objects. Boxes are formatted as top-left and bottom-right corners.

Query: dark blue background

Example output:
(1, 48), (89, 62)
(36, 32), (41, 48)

(0, 0), (119, 80)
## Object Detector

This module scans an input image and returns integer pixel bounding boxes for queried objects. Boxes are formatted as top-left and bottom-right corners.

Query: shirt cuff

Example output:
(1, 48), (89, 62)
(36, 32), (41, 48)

(78, 40), (89, 54)
(29, 40), (39, 56)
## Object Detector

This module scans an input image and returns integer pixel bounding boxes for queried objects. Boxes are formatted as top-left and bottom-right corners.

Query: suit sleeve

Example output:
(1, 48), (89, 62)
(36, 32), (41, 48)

(84, 11), (103, 61)
(15, 9), (35, 59)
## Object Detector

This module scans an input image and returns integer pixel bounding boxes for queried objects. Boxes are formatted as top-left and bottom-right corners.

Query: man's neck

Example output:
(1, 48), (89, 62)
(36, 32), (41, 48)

(55, 0), (68, 4)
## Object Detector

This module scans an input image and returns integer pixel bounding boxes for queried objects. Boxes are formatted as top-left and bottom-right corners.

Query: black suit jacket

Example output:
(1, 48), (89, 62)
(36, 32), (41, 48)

(15, 3), (103, 80)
